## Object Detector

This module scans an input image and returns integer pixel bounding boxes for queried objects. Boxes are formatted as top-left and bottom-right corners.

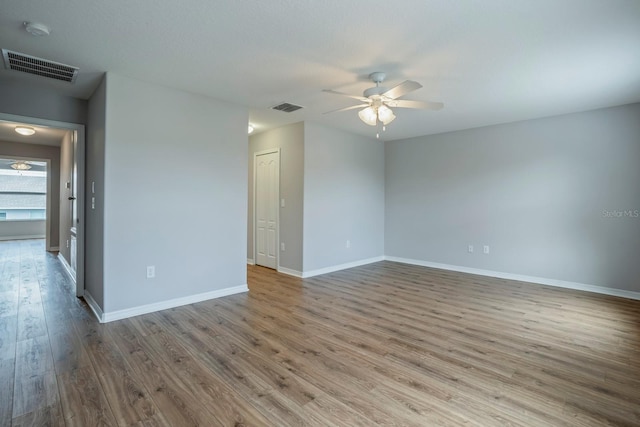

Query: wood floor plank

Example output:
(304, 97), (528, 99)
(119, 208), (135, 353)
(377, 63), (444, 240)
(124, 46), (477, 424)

(14, 335), (54, 380)
(49, 330), (92, 374)
(0, 357), (15, 427)
(0, 290), (19, 318)
(74, 322), (160, 426)
(56, 366), (119, 427)
(105, 318), (227, 426)
(11, 401), (65, 427)
(16, 302), (48, 341)
(110, 320), (275, 426)
(0, 314), (17, 361)
(12, 370), (59, 419)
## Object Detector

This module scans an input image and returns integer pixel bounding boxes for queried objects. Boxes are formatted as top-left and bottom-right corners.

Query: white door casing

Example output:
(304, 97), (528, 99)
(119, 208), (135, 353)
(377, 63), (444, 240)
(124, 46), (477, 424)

(69, 130), (78, 276)
(254, 149), (279, 269)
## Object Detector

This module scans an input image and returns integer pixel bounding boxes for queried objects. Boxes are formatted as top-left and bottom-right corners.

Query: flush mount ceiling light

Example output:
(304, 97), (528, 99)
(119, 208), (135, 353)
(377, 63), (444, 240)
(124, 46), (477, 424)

(24, 21), (50, 37)
(15, 126), (36, 136)
(248, 125), (254, 134)
(323, 71), (443, 138)
(11, 161), (32, 171)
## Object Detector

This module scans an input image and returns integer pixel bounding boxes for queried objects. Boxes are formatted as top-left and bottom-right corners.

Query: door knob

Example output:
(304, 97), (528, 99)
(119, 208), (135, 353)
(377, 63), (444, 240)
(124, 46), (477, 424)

(68, 196), (77, 200)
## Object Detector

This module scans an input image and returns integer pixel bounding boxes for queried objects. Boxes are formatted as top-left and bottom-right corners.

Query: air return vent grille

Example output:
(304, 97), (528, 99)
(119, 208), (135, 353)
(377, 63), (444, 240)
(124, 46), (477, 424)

(2, 49), (79, 83)
(272, 102), (303, 113)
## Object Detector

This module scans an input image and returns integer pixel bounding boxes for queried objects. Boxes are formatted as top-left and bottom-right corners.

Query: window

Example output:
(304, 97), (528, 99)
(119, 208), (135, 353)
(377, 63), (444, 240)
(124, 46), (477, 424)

(0, 161), (47, 221)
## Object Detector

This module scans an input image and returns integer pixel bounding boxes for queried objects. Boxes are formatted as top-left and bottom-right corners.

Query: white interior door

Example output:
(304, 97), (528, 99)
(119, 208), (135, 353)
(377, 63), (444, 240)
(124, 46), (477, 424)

(255, 151), (279, 269)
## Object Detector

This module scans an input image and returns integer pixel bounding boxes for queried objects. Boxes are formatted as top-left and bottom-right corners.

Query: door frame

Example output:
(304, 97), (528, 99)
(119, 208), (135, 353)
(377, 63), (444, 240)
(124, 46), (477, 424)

(0, 112), (85, 298)
(253, 148), (280, 270)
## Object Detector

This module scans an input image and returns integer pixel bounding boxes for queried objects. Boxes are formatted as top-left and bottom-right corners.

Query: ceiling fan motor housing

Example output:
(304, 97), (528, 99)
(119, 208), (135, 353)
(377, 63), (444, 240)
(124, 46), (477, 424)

(369, 71), (386, 83)
(363, 86), (387, 98)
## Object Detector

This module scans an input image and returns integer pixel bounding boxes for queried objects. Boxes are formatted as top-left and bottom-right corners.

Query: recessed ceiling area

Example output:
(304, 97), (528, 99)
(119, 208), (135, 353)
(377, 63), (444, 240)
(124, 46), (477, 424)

(0, 120), (68, 147)
(1, 1), (639, 140)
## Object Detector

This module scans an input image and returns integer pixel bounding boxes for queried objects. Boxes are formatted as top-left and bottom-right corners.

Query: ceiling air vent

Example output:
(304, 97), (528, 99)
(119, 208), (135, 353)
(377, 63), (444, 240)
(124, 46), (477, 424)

(2, 49), (79, 83)
(272, 102), (303, 113)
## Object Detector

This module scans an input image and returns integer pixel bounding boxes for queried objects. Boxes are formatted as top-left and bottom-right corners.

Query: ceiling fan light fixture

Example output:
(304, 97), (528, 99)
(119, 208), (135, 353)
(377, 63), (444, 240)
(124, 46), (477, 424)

(358, 107), (377, 126)
(377, 105), (396, 125)
(15, 126), (36, 136)
(11, 161), (32, 170)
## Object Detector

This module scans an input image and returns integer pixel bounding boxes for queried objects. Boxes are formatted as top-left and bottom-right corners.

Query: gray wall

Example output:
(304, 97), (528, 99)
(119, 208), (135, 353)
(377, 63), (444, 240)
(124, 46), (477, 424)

(59, 131), (73, 262)
(85, 77), (107, 308)
(0, 140), (61, 248)
(0, 220), (45, 240)
(103, 73), (248, 313)
(303, 122), (385, 271)
(0, 80), (87, 124)
(385, 103), (640, 292)
(248, 122), (304, 272)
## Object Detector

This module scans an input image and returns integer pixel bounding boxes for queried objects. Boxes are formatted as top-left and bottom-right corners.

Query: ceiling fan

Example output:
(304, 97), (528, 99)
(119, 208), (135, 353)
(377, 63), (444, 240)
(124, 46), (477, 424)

(323, 72), (443, 138)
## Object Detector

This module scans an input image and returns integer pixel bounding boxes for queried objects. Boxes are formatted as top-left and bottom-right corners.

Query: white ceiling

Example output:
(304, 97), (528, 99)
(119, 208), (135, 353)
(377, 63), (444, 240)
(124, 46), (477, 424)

(1, 0), (639, 141)
(0, 120), (68, 146)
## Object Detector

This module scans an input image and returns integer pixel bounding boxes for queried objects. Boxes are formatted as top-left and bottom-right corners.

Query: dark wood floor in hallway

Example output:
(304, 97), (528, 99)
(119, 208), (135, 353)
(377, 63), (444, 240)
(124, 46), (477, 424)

(1, 239), (640, 426)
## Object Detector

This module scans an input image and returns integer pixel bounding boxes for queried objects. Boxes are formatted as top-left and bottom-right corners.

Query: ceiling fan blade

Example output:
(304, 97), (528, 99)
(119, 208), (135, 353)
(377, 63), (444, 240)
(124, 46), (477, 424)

(323, 104), (370, 114)
(381, 80), (422, 100)
(322, 89), (369, 102)
(387, 100), (444, 110)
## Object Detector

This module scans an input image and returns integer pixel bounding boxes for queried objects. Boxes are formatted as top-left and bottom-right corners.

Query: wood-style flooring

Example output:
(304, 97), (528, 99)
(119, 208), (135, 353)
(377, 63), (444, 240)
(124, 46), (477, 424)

(1, 239), (639, 426)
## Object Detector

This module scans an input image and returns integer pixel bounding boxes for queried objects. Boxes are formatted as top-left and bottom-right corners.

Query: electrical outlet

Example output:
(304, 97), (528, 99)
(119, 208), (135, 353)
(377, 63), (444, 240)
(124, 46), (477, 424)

(468, 245), (474, 253)
(146, 265), (155, 278)
(483, 245), (490, 254)
(280, 242), (285, 251)
(346, 240), (351, 248)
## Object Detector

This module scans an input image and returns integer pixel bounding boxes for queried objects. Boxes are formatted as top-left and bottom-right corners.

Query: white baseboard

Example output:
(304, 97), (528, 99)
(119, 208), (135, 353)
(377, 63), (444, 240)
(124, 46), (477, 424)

(48, 246), (60, 251)
(247, 258), (255, 265)
(96, 284), (249, 323)
(385, 256), (640, 301)
(277, 266), (304, 278)
(83, 290), (104, 322)
(57, 253), (76, 284)
(301, 256), (385, 278)
(0, 234), (45, 241)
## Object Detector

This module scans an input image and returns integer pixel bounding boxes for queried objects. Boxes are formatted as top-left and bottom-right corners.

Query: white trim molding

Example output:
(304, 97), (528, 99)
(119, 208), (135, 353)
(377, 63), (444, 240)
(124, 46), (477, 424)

(247, 258), (255, 265)
(385, 256), (640, 301)
(96, 284), (249, 323)
(58, 253), (76, 285)
(48, 246), (60, 251)
(83, 291), (104, 322)
(301, 256), (385, 278)
(277, 266), (304, 278)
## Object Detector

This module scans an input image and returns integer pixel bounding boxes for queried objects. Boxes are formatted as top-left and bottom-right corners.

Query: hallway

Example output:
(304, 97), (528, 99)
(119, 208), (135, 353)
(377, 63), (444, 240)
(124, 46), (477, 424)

(0, 239), (91, 425)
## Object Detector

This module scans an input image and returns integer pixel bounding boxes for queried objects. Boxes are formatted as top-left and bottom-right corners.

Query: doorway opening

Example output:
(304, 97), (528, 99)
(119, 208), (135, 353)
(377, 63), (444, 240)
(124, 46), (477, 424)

(0, 113), (85, 297)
